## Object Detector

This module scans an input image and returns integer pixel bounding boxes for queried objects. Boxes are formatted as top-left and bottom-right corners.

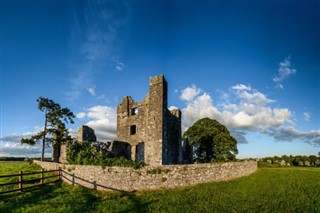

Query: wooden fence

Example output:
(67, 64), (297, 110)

(0, 168), (61, 195)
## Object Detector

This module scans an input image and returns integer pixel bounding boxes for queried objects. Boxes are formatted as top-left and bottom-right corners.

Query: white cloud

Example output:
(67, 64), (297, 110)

(76, 105), (117, 141)
(0, 127), (51, 157)
(86, 85), (96, 96)
(0, 142), (49, 157)
(265, 126), (320, 146)
(76, 112), (86, 119)
(181, 84), (319, 146)
(182, 85), (290, 131)
(303, 112), (311, 122)
(273, 56), (297, 89)
(115, 61), (125, 71)
(180, 84), (294, 143)
(180, 85), (202, 102)
(181, 92), (222, 131)
(231, 84), (251, 91)
(168, 105), (179, 110)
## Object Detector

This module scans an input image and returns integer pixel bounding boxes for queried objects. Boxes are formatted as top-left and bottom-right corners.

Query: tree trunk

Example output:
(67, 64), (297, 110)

(42, 111), (48, 161)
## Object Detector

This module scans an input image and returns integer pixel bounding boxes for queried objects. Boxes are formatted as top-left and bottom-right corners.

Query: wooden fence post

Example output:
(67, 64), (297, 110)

(19, 171), (23, 192)
(59, 167), (62, 181)
(41, 169), (44, 184)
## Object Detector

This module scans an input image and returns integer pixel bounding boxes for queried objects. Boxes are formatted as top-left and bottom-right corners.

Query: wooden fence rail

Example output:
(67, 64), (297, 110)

(0, 168), (61, 195)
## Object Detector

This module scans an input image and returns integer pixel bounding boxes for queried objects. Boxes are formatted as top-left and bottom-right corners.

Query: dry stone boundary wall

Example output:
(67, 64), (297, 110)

(34, 160), (257, 191)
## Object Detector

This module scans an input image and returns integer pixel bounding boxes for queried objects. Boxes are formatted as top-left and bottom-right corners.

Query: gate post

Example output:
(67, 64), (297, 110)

(59, 167), (62, 181)
(41, 169), (44, 184)
(19, 171), (23, 192)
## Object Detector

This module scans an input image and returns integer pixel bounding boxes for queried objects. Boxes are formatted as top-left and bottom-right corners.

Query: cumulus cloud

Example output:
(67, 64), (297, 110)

(168, 106), (179, 110)
(181, 84), (320, 146)
(76, 105), (117, 141)
(180, 85), (202, 102)
(273, 56), (297, 89)
(182, 92), (221, 131)
(180, 84), (295, 144)
(303, 112), (311, 122)
(182, 85), (290, 131)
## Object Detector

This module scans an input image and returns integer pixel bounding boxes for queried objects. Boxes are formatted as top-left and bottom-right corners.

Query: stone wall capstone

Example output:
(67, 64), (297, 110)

(34, 160), (257, 191)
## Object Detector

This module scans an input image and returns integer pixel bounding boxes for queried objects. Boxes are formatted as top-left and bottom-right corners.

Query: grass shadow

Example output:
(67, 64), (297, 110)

(117, 191), (157, 213)
(0, 182), (66, 212)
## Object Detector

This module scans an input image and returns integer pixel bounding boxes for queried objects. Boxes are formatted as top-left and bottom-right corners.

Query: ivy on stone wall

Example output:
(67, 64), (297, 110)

(66, 141), (145, 169)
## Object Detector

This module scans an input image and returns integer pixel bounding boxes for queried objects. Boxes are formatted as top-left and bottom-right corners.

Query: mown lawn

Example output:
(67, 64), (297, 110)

(0, 162), (319, 212)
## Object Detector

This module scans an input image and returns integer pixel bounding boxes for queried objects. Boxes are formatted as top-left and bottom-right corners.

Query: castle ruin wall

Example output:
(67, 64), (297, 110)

(34, 160), (257, 192)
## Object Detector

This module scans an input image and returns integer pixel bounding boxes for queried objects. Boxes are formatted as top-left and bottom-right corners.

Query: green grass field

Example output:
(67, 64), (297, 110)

(0, 161), (58, 194)
(0, 162), (319, 212)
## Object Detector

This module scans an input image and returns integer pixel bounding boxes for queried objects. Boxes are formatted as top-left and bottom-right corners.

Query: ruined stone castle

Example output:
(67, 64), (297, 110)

(57, 74), (191, 165)
(116, 74), (182, 165)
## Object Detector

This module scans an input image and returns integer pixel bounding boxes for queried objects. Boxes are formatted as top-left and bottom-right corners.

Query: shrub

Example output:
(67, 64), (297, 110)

(66, 141), (145, 169)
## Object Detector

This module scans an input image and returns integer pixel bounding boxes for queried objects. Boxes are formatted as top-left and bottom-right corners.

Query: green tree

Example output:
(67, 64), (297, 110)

(182, 118), (238, 163)
(21, 97), (75, 161)
(308, 155), (318, 165)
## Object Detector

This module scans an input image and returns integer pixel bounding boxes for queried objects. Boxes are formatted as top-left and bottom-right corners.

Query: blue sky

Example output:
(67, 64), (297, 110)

(1, 0), (319, 158)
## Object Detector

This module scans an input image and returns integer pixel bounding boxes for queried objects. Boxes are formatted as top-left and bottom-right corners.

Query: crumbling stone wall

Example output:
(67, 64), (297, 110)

(59, 144), (67, 163)
(117, 75), (182, 165)
(57, 125), (97, 163)
(52, 141), (60, 163)
(34, 160), (258, 191)
(77, 125), (97, 142)
(107, 140), (131, 159)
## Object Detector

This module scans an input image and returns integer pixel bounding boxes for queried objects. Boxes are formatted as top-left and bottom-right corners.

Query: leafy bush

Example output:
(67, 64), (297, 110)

(66, 141), (145, 169)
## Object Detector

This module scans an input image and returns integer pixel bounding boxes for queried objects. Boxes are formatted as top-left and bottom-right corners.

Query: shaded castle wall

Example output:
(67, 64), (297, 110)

(77, 125), (97, 142)
(107, 140), (131, 159)
(163, 109), (181, 164)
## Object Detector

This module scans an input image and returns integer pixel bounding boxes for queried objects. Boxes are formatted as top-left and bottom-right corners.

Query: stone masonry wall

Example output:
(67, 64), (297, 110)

(34, 160), (257, 192)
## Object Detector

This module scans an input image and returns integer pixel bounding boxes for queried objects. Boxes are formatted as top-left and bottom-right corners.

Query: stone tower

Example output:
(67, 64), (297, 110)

(117, 74), (181, 165)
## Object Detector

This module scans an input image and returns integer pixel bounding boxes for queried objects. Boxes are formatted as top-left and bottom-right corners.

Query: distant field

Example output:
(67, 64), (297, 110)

(0, 161), (41, 176)
(0, 162), (319, 212)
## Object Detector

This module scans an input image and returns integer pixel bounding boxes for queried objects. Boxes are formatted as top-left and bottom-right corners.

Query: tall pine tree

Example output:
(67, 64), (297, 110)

(21, 97), (75, 161)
